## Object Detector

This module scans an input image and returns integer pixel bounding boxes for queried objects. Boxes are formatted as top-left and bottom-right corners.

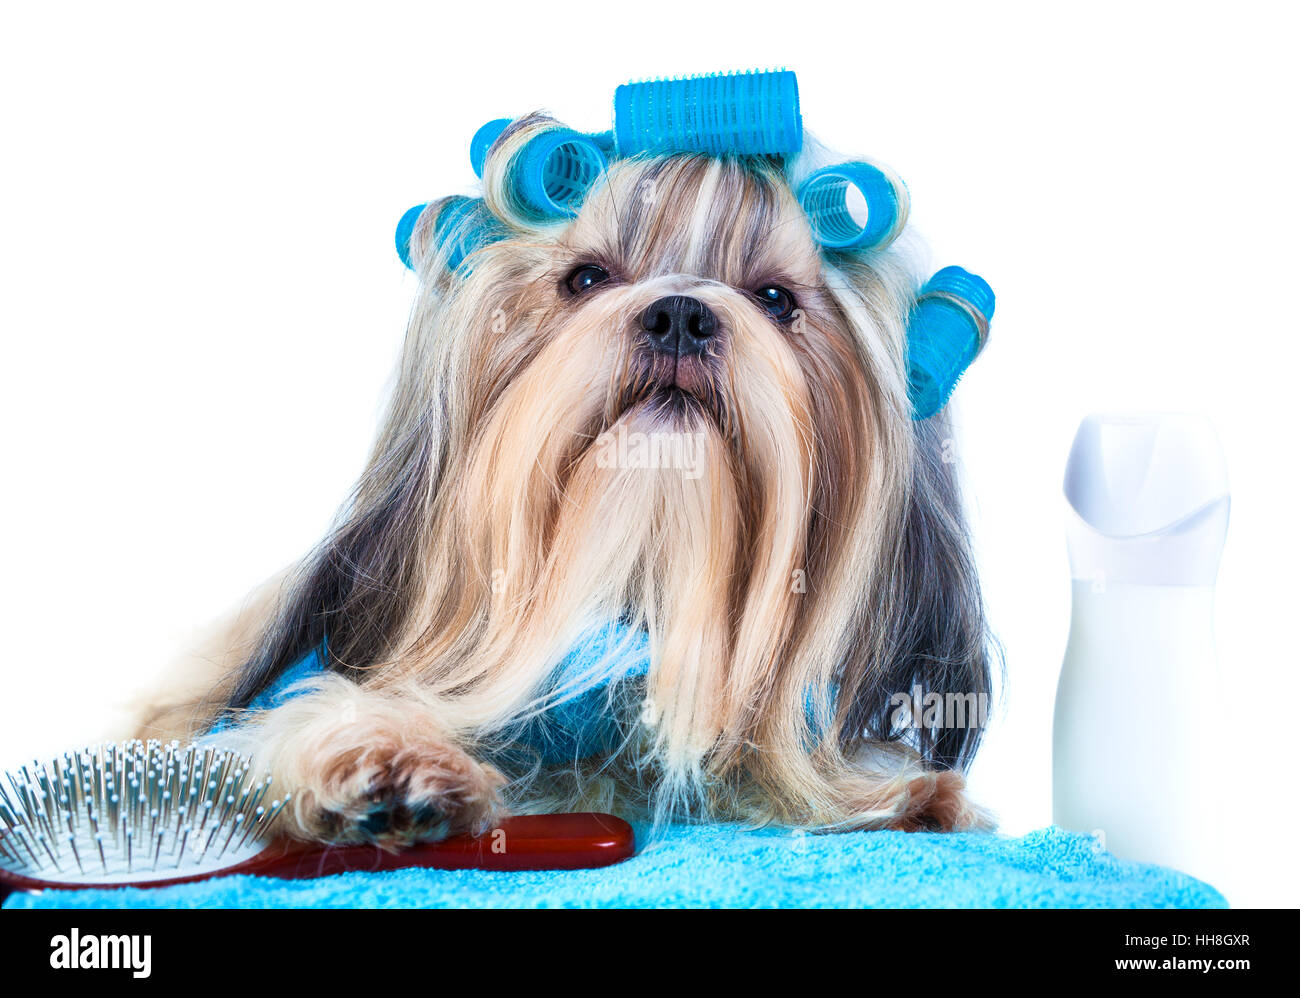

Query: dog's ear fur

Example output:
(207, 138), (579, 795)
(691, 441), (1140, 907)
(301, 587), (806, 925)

(847, 414), (995, 771)
(222, 433), (438, 715)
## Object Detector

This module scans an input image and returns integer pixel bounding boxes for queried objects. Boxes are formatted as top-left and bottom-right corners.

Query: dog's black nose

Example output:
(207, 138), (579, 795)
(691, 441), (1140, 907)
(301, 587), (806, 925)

(640, 295), (717, 356)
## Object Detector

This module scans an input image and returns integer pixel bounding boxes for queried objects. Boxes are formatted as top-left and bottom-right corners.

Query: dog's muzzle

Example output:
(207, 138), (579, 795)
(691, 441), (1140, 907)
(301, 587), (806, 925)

(639, 295), (717, 357)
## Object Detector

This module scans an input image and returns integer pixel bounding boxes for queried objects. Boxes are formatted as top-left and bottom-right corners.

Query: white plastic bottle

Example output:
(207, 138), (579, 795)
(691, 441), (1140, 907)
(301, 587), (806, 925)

(1053, 413), (1229, 884)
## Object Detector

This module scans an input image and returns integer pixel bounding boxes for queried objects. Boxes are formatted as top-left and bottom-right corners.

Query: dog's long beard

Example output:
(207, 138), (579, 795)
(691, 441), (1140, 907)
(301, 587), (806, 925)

(398, 299), (827, 805)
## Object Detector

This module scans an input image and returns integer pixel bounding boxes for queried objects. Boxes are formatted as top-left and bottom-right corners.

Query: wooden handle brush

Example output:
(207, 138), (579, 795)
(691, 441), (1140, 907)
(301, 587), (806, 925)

(0, 739), (634, 896)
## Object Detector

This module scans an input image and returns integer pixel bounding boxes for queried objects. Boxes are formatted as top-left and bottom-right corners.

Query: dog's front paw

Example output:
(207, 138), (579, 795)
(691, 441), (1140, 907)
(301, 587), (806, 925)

(283, 731), (505, 847)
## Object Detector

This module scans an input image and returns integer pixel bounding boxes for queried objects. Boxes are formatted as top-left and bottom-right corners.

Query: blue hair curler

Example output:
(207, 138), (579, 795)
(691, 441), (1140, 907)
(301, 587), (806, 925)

(512, 128), (607, 220)
(610, 69), (802, 157)
(470, 118), (513, 178)
(469, 70), (802, 181)
(907, 266), (995, 420)
(394, 196), (506, 272)
(394, 202), (427, 269)
(798, 162), (908, 251)
(470, 120), (607, 221)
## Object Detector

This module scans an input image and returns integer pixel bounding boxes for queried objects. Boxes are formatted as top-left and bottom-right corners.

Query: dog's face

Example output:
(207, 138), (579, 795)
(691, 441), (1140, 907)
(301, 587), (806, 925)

(448, 154), (887, 493)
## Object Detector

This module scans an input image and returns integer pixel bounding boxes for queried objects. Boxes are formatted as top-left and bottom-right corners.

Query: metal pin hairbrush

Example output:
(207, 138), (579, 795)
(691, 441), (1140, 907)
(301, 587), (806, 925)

(0, 740), (634, 894)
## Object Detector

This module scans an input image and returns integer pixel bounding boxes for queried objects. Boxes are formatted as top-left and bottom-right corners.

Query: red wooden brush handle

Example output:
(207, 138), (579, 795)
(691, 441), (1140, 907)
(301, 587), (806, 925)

(0, 812), (634, 895)
(233, 812), (635, 878)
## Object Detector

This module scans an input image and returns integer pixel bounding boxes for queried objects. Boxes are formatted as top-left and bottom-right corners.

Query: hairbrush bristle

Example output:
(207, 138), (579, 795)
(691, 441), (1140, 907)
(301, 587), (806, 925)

(0, 739), (288, 885)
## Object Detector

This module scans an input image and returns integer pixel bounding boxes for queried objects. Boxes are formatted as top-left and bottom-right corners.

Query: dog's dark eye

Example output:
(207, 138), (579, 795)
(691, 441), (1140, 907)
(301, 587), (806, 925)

(754, 285), (797, 321)
(565, 264), (611, 295)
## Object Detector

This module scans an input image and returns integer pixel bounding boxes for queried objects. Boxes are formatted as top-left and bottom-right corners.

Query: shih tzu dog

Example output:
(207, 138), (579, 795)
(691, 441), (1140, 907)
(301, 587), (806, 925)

(133, 74), (996, 845)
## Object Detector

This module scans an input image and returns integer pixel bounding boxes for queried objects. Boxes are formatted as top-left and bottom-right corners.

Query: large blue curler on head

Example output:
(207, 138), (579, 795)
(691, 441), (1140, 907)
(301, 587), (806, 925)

(907, 266), (995, 420)
(394, 196), (506, 272)
(468, 70), (802, 193)
(610, 69), (802, 158)
(798, 161), (909, 251)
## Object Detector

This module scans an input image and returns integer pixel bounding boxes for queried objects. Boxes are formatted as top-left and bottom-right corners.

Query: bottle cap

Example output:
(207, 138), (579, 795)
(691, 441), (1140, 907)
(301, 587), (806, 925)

(1064, 413), (1230, 585)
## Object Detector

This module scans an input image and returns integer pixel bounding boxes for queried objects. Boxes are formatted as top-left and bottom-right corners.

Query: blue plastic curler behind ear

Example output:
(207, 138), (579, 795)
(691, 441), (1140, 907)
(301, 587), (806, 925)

(394, 196), (506, 272)
(470, 118), (514, 178)
(798, 162), (908, 251)
(394, 203), (427, 269)
(907, 266), (995, 420)
(610, 69), (802, 157)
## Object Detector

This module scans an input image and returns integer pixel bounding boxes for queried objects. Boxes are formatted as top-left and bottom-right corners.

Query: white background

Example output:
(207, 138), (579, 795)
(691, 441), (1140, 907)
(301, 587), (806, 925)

(1, 2), (1295, 907)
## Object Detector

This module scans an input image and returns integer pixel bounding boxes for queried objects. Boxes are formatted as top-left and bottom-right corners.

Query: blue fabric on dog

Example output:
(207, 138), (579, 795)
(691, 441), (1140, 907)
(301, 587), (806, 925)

(3, 824), (1226, 909)
(214, 621), (651, 765)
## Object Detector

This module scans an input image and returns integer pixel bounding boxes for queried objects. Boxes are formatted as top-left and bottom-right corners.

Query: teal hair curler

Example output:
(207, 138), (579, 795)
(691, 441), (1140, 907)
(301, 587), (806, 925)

(512, 127), (608, 220)
(466, 70), (803, 221)
(797, 162), (909, 251)
(394, 203), (426, 269)
(394, 196), (506, 272)
(470, 120), (607, 221)
(470, 118), (513, 177)
(907, 266), (995, 420)
(471, 70), (801, 177)
(609, 69), (801, 158)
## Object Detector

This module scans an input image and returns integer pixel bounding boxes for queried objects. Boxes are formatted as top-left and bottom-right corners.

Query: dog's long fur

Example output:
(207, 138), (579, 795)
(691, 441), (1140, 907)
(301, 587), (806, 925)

(134, 116), (995, 842)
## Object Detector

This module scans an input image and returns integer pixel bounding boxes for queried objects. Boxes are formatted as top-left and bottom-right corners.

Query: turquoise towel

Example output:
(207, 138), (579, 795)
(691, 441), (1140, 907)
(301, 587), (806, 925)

(3, 824), (1225, 909)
